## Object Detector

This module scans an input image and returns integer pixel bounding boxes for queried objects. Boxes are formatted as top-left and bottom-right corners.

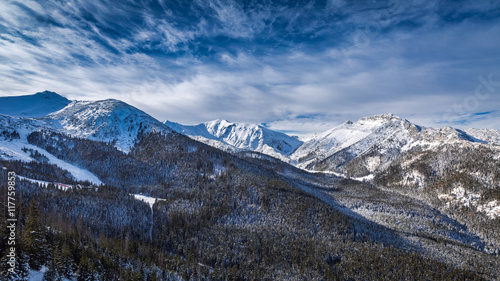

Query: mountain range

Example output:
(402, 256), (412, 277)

(2, 91), (499, 212)
(1, 91), (499, 280)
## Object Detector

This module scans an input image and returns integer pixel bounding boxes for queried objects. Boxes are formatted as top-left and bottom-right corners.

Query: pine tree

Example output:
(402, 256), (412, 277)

(77, 251), (92, 281)
(22, 199), (46, 271)
(61, 242), (74, 278)
(44, 245), (63, 281)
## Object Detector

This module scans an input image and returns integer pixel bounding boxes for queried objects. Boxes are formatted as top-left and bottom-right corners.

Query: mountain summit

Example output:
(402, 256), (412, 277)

(165, 119), (303, 161)
(0, 91), (71, 118)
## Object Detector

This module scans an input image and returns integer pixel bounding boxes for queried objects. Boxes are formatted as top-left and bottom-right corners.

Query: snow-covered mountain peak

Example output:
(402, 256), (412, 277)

(206, 119), (234, 127)
(47, 99), (171, 152)
(203, 119), (240, 138)
(357, 113), (408, 127)
(36, 90), (64, 98)
(0, 91), (71, 118)
(359, 112), (396, 120)
(165, 119), (303, 160)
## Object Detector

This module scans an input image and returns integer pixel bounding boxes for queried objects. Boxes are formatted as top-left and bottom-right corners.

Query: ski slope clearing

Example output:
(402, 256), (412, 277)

(132, 194), (166, 209)
(0, 139), (102, 185)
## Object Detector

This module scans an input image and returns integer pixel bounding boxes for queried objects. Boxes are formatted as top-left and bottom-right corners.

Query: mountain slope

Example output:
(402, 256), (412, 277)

(0, 92), (175, 184)
(291, 114), (495, 175)
(1, 92), (499, 279)
(0, 91), (71, 118)
(165, 119), (303, 161)
(465, 128), (500, 146)
(47, 99), (172, 152)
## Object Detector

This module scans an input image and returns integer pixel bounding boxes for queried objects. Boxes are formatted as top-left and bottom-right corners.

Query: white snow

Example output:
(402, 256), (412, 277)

(17, 176), (51, 187)
(48, 99), (171, 153)
(0, 91), (71, 118)
(477, 200), (500, 219)
(0, 139), (102, 185)
(17, 176), (77, 191)
(165, 119), (302, 161)
(132, 194), (166, 209)
(29, 267), (47, 281)
(464, 128), (500, 146)
(352, 174), (374, 182)
(28, 266), (71, 281)
(438, 187), (500, 219)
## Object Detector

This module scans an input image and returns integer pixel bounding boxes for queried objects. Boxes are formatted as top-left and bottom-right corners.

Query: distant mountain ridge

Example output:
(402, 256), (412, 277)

(167, 113), (499, 177)
(0, 91), (71, 118)
(165, 119), (303, 161)
(1, 92), (499, 189)
(290, 113), (499, 175)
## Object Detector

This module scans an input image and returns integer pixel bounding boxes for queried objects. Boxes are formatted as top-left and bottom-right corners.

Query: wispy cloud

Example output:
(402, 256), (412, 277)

(0, 0), (499, 134)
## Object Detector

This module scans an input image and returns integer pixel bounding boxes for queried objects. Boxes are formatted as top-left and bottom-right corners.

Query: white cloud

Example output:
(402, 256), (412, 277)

(0, 0), (499, 135)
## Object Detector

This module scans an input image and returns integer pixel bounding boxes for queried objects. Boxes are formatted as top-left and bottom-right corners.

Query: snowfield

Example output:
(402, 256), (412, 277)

(48, 99), (171, 153)
(0, 139), (102, 185)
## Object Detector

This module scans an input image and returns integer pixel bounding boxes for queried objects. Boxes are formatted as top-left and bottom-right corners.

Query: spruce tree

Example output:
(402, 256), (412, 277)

(22, 199), (45, 271)
(17, 250), (30, 281)
(44, 245), (63, 281)
(61, 242), (74, 279)
(0, 247), (28, 280)
(77, 251), (93, 281)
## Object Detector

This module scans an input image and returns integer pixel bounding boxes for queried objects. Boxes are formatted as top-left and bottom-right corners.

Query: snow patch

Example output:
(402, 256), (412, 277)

(352, 174), (374, 182)
(132, 194), (166, 209)
(438, 187), (499, 219)
(477, 200), (500, 219)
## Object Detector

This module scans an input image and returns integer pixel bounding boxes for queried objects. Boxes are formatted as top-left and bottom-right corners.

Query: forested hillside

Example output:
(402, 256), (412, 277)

(1, 130), (498, 280)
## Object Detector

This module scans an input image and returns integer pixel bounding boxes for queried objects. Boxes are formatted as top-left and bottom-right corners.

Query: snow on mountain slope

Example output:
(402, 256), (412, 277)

(291, 114), (418, 169)
(47, 99), (172, 152)
(0, 114), (46, 139)
(165, 119), (303, 161)
(1, 93), (173, 153)
(0, 91), (71, 118)
(0, 92), (175, 185)
(290, 114), (493, 175)
(0, 138), (102, 185)
(132, 194), (166, 209)
(464, 128), (500, 146)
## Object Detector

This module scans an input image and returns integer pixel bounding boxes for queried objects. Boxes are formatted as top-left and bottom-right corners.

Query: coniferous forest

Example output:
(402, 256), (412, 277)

(1, 131), (498, 280)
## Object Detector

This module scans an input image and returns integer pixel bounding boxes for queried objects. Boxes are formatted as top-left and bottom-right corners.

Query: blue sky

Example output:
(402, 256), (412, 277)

(0, 0), (499, 135)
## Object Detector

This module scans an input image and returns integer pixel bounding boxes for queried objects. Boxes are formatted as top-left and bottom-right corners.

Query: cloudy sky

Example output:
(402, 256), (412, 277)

(0, 0), (499, 136)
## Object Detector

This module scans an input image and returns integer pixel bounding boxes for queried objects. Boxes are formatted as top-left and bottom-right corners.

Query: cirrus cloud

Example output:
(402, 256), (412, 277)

(0, 0), (499, 135)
